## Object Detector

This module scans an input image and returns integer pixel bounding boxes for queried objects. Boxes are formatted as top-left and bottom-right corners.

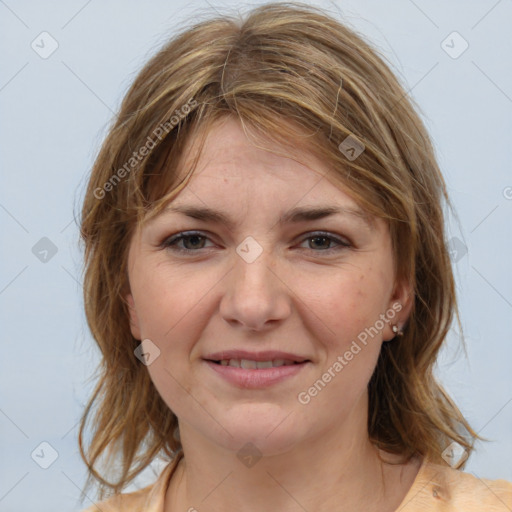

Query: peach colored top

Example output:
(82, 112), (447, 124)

(81, 451), (512, 511)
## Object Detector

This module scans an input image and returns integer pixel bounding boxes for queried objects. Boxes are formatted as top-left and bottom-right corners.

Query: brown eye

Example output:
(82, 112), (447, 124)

(299, 232), (351, 253)
(308, 236), (332, 250)
(161, 232), (213, 253)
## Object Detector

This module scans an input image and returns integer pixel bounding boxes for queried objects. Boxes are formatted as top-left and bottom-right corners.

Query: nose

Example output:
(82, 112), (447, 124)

(219, 247), (291, 332)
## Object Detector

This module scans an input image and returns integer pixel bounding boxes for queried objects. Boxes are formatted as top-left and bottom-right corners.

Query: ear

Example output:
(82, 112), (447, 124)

(126, 293), (142, 340)
(383, 278), (414, 341)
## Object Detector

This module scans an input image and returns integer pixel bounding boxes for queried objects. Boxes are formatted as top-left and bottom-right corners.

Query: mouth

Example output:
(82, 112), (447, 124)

(203, 352), (311, 388)
(207, 358), (307, 369)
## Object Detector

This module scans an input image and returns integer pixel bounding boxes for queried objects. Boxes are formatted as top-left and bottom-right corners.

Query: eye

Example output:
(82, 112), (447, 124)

(160, 230), (352, 255)
(298, 232), (351, 253)
(160, 231), (214, 253)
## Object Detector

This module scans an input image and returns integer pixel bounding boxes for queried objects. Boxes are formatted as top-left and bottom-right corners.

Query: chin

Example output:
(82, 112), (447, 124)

(207, 402), (306, 456)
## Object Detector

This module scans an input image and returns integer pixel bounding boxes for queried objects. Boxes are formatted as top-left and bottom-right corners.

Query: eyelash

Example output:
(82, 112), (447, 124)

(160, 230), (351, 255)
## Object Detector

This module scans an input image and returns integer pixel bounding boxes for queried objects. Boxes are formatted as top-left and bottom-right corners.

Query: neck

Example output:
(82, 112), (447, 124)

(165, 411), (412, 512)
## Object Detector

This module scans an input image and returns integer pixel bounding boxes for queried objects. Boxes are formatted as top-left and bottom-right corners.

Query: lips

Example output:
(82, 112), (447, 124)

(203, 350), (311, 388)
(203, 350), (310, 367)
(216, 358), (300, 368)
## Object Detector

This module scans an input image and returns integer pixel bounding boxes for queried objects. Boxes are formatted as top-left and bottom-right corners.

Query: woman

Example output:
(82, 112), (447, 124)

(78, 2), (512, 511)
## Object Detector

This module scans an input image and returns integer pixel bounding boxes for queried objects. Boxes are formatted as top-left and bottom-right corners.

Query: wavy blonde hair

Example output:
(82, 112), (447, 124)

(79, 1), (481, 500)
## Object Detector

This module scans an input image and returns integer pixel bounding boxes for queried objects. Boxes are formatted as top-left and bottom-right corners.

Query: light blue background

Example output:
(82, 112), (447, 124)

(1, 1), (511, 510)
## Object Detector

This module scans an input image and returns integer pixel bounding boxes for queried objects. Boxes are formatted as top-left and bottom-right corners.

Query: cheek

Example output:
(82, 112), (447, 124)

(129, 263), (222, 409)
(131, 262), (213, 341)
(131, 265), (215, 415)
(296, 268), (387, 417)
(298, 264), (388, 349)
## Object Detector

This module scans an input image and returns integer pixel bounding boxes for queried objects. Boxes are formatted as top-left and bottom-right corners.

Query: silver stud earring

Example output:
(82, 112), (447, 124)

(392, 324), (404, 337)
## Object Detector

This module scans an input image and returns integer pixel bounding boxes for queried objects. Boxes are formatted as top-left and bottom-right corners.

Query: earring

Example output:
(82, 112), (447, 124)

(392, 324), (404, 337)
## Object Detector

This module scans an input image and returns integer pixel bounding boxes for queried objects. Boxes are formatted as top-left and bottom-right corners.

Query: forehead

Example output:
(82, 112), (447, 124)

(175, 116), (357, 203)
(152, 116), (377, 232)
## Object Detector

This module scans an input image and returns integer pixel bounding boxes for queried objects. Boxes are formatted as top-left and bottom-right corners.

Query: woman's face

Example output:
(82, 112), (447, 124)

(126, 116), (412, 455)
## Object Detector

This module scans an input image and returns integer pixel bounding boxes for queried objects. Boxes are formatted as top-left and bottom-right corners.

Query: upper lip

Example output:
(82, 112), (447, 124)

(203, 350), (310, 363)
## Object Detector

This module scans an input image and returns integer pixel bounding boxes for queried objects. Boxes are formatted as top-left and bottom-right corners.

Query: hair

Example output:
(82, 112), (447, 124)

(78, 1), (482, 500)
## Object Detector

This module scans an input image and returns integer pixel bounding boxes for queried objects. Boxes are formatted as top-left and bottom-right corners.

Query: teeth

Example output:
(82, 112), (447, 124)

(256, 361), (273, 369)
(217, 359), (299, 368)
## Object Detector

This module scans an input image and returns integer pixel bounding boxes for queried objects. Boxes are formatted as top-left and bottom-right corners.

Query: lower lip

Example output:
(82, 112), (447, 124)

(204, 360), (309, 388)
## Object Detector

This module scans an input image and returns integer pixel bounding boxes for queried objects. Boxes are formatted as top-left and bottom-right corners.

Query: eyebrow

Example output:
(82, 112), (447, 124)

(162, 204), (374, 231)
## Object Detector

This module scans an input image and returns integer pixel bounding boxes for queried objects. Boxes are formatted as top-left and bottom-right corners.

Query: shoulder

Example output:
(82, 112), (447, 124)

(402, 459), (512, 511)
(79, 453), (183, 512)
